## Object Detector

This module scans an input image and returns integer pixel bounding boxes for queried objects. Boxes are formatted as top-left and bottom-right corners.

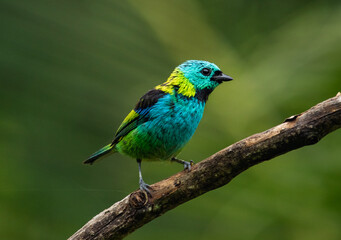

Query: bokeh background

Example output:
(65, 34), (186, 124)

(1, 0), (341, 239)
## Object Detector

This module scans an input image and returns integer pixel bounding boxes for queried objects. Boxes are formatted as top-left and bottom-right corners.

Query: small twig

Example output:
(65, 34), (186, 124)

(69, 93), (341, 240)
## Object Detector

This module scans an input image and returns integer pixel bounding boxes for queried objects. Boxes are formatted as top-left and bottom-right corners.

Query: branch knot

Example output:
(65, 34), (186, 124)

(129, 191), (149, 209)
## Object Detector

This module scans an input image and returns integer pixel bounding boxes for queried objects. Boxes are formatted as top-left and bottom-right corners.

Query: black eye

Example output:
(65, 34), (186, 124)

(200, 68), (211, 76)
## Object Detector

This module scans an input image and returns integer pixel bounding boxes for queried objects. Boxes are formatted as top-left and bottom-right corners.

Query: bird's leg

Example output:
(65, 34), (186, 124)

(137, 159), (151, 193)
(171, 157), (194, 171)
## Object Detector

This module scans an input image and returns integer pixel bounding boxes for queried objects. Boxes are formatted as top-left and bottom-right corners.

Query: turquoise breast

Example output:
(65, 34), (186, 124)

(117, 94), (205, 160)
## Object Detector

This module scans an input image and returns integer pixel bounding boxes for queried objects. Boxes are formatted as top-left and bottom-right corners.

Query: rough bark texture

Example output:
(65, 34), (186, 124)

(69, 93), (341, 240)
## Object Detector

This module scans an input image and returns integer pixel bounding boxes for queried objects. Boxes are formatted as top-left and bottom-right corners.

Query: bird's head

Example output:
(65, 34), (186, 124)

(178, 60), (233, 91)
(156, 60), (233, 101)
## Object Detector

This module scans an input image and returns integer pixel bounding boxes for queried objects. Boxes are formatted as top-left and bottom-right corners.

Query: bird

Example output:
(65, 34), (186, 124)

(84, 60), (233, 193)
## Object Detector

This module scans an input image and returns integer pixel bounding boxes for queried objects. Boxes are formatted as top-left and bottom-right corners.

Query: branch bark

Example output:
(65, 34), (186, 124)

(69, 93), (341, 240)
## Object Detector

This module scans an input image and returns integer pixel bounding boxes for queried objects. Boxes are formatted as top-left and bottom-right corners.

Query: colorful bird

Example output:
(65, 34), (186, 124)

(84, 60), (233, 193)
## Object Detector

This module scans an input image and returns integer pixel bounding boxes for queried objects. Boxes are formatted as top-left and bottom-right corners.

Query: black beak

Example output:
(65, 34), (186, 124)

(211, 71), (233, 83)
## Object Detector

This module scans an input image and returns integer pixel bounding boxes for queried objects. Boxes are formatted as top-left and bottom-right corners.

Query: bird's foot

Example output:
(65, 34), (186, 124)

(139, 178), (152, 195)
(183, 160), (194, 171)
(171, 157), (194, 171)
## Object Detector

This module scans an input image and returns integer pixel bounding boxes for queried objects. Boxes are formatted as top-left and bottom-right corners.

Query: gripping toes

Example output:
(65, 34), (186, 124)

(183, 160), (194, 171)
(139, 179), (151, 193)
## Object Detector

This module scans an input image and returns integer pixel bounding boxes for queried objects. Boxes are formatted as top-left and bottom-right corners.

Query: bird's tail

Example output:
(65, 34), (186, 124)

(83, 143), (115, 165)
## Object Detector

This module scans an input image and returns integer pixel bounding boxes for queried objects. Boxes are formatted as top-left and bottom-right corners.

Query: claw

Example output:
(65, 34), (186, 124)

(183, 162), (190, 170)
(183, 161), (193, 171)
(171, 157), (194, 171)
(139, 179), (152, 198)
(139, 179), (151, 192)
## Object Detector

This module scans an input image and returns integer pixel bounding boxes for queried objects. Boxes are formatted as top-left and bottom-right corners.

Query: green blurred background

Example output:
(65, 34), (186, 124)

(1, 0), (341, 239)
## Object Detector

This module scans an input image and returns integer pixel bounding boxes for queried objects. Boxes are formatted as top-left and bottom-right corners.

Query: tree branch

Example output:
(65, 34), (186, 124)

(69, 93), (341, 240)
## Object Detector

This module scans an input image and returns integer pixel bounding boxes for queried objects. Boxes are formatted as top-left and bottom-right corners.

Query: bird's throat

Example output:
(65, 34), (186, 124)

(194, 87), (214, 102)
